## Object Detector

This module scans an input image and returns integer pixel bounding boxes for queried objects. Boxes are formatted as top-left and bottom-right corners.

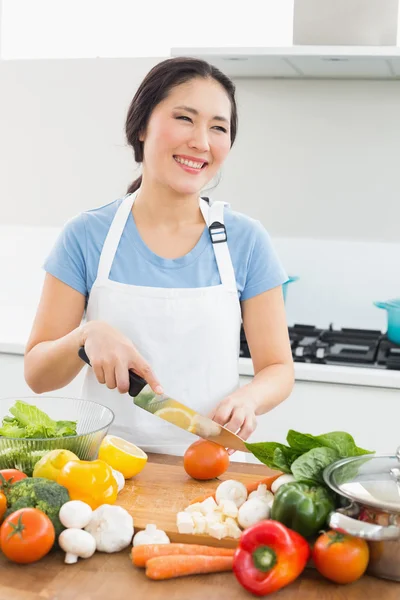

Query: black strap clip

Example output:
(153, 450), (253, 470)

(209, 221), (227, 244)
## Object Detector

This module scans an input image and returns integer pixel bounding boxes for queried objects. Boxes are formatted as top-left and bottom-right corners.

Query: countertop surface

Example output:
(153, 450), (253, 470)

(1, 305), (400, 389)
(0, 453), (398, 600)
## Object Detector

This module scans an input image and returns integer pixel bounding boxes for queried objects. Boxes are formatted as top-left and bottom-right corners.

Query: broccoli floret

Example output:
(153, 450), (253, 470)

(5, 477), (70, 538)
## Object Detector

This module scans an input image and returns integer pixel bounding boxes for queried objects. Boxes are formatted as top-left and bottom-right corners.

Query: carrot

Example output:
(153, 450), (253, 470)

(189, 474), (282, 505)
(245, 473), (282, 495)
(145, 554), (234, 580)
(132, 543), (236, 568)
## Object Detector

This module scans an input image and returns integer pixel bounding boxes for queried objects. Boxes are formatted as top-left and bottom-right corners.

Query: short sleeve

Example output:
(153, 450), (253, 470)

(43, 214), (88, 297)
(241, 221), (288, 301)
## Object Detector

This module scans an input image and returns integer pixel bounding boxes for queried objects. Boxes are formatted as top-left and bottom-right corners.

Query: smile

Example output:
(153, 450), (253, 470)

(173, 156), (208, 170)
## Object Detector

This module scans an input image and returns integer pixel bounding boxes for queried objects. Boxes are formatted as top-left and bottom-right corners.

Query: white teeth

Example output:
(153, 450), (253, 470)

(175, 156), (205, 169)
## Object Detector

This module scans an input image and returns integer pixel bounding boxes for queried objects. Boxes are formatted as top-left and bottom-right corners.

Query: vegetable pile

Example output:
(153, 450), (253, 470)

(0, 426), (375, 595)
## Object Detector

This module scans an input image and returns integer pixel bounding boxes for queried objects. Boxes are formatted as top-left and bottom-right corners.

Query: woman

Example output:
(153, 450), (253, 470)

(24, 57), (294, 456)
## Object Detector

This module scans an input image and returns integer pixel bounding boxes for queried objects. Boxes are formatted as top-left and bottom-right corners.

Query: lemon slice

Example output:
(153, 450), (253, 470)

(98, 435), (148, 479)
(154, 407), (194, 429)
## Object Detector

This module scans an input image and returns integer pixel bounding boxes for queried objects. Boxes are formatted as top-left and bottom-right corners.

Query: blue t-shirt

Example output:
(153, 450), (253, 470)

(43, 197), (288, 301)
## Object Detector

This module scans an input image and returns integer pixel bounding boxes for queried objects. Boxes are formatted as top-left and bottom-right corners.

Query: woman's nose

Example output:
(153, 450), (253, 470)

(188, 126), (210, 152)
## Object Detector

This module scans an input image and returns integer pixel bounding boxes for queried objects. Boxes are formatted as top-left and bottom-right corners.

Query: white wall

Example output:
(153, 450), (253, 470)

(1, 57), (400, 243)
(0, 57), (399, 332)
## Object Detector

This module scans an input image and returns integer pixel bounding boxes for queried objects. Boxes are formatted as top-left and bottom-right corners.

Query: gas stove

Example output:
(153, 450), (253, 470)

(240, 324), (400, 371)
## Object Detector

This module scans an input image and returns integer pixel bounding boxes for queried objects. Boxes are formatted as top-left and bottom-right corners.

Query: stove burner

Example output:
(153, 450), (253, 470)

(240, 324), (400, 370)
(377, 337), (400, 370)
(315, 327), (381, 365)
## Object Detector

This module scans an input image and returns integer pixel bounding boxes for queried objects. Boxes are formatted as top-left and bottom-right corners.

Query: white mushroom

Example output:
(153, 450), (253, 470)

(132, 524), (170, 547)
(58, 528), (96, 564)
(248, 484), (274, 508)
(215, 480), (248, 508)
(237, 497), (270, 530)
(59, 501), (93, 529)
(84, 504), (134, 553)
(271, 474), (296, 495)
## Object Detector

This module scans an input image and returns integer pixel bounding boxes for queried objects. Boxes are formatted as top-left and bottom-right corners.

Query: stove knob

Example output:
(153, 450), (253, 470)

(295, 347), (304, 357)
(316, 347), (325, 359)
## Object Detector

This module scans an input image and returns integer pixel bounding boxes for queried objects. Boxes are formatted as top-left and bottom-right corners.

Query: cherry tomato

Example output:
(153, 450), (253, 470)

(0, 508), (55, 564)
(0, 469), (27, 492)
(0, 492), (6, 522)
(312, 530), (369, 584)
(183, 440), (230, 480)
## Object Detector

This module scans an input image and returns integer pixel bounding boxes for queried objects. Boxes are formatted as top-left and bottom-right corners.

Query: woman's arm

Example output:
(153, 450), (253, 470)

(209, 285), (294, 441)
(240, 285), (295, 414)
(24, 273), (163, 395)
(24, 274), (88, 393)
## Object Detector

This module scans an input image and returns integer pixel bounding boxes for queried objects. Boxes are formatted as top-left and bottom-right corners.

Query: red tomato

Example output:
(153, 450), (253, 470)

(0, 492), (6, 522)
(312, 530), (369, 584)
(0, 469), (27, 492)
(0, 508), (55, 564)
(183, 440), (230, 480)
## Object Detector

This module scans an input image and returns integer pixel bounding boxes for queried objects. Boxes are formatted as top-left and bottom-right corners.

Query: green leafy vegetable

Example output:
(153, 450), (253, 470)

(291, 447), (339, 484)
(0, 401), (77, 439)
(245, 428), (374, 487)
(244, 441), (300, 471)
(286, 430), (324, 453)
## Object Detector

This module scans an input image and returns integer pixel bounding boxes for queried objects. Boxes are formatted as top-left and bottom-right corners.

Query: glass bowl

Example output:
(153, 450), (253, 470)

(0, 396), (114, 476)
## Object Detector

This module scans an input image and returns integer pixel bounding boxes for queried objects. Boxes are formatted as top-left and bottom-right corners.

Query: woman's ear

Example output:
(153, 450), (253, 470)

(138, 129), (145, 143)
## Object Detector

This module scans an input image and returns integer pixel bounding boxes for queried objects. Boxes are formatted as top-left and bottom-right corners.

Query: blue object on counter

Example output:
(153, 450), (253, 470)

(374, 298), (400, 345)
(283, 276), (299, 303)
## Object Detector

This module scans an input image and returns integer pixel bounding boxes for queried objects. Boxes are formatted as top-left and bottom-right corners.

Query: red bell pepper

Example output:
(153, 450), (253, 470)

(233, 520), (310, 596)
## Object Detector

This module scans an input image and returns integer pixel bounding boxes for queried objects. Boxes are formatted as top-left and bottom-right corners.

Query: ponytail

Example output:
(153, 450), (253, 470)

(127, 175), (142, 194)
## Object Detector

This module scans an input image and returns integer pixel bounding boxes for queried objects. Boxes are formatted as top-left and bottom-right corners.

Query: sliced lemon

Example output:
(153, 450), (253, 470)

(98, 435), (148, 479)
(154, 407), (194, 429)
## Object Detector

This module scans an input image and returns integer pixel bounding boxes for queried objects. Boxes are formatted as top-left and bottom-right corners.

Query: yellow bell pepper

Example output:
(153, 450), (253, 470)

(57, 459), (118, 509)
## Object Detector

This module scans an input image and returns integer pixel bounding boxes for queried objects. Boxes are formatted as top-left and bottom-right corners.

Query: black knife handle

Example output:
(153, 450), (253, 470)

(78, 346), (148, 397)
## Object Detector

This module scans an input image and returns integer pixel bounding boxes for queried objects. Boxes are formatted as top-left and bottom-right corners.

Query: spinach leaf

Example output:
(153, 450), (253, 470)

(286, 430), (324, 452)
(291, 447), (339, 484)
(272, 447), (301, 474)
(315, 432), (374, 458)
(244, 441), (292, 470)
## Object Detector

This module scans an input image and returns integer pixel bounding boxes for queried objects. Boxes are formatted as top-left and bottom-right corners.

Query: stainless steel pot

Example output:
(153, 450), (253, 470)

(323, 446), (400, 581)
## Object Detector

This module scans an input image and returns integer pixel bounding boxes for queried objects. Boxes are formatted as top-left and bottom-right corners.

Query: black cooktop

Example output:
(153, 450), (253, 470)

(240, 324), (400, 371)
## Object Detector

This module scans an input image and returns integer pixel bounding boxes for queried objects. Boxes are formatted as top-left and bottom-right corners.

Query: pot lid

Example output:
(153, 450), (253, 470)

(323, 447), (400, 513)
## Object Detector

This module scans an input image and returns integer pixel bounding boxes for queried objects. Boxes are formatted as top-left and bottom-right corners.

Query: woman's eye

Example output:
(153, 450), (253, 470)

(176, 115), (192, 122)
(213, 126), (228, 133)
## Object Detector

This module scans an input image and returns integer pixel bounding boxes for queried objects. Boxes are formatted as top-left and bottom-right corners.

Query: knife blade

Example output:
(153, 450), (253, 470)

(78, 347), (250, 453)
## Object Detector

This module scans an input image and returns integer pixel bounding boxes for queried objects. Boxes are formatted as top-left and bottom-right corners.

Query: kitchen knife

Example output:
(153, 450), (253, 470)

(78, 347), (250, 453)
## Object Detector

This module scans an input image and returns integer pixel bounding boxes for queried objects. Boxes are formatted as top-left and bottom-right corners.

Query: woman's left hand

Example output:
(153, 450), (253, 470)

(208, 388), (257, 452)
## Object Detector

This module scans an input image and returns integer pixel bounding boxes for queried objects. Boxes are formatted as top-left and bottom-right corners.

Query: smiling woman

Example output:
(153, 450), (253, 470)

(23, 56), (294, 456)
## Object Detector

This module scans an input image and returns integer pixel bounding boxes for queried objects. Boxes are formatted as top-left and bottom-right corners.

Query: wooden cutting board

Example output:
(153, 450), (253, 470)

(116, 460), (279, 549)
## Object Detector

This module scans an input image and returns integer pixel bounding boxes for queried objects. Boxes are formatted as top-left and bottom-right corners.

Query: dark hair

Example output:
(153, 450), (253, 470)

(125, 56), (238, 194)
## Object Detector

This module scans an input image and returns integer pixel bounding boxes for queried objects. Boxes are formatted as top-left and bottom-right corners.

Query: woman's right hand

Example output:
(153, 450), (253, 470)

(81, 320), (163, 395)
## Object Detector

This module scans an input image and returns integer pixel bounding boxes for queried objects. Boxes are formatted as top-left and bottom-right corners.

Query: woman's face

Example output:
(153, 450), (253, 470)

(140, 77), (232, 196)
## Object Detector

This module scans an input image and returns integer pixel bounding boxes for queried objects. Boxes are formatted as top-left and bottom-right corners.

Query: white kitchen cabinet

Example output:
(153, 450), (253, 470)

(239, 375), (399, 464)
(0, 353), (85, 400)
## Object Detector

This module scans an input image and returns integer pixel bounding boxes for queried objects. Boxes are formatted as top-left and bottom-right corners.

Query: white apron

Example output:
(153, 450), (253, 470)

(81, 190), (242, 455)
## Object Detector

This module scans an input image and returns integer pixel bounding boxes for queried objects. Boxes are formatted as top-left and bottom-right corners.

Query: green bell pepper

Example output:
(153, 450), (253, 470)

(271, 481), (336, 538)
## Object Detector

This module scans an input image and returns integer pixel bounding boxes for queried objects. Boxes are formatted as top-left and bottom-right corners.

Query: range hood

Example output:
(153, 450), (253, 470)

(171, 0), (400, 80)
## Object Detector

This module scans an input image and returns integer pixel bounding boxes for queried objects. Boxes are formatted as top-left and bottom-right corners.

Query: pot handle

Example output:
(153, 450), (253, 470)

(373, 301), (388, 310)
(329, 511), (400, 541)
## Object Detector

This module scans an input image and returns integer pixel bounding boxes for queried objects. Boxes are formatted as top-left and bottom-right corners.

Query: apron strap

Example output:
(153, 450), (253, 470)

(97, 193), (136, 281)
(200, 199), (237, 293)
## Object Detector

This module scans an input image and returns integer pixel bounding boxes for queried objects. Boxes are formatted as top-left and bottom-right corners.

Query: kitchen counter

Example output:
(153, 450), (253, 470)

(0, 453), (398, 600)
(2, 311), (400, 390)
(239, 357), (400, 389)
